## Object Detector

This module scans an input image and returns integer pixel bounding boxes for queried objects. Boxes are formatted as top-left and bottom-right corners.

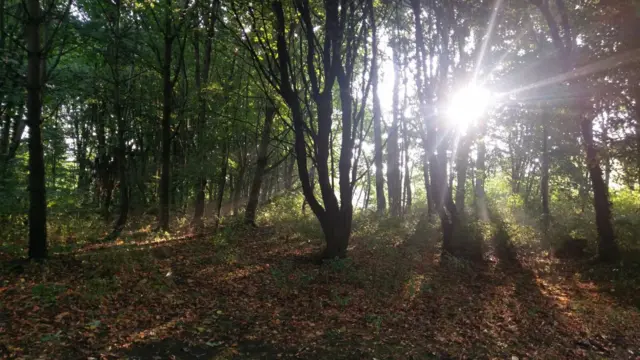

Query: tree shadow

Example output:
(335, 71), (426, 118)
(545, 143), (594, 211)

(548, 253), (640, 310)
(486, 213), (640, 358)
(4, 214), (639, 359)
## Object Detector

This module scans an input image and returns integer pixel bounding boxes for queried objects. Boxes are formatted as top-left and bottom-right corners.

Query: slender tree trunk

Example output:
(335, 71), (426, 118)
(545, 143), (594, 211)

(475, 128), (487, 220)
(0, 103), (12, 157)
(634, 87), (640, 186)
(455, 135), (471, 213)
(158, 0), (173, 232)
(581, 116), (619, 262)
(4, 104), (26, 173)
(113, 1), (128, 233)
(601, 114), (610, 195)
(411, 0), (434, 216)
(541, 117), (550, 239)
(364, 160), (371, 210)
(232, 152), (246, 215)
(369, 0), (385, 213)
(214, 142), (229, 228)
(284, 153), (294, 190)
(26, 0), (47, 259)
(191, 4), (215, 227)
(387, 22), (402, 217)
(245, 105), (276, 225)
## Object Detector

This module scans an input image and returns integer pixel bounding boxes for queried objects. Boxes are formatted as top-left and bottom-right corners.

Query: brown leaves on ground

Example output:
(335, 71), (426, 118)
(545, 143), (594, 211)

(1, 221), (639, 359)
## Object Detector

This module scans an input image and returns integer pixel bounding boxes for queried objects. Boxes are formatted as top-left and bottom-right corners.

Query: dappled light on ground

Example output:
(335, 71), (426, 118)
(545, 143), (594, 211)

(1, 217), (639, 359)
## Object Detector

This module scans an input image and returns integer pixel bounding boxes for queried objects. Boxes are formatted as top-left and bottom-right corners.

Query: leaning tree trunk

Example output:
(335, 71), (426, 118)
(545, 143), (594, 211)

(245, 105), (276, 226)
(581, 116), (619, 262)
(26, 0), (47, 259)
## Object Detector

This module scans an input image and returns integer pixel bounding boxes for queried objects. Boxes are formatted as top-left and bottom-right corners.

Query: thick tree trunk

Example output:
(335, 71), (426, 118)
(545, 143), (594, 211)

(320, 210), (350, 259)
(158, 1), (173, 232)
(26, 0), (47, 260)
(581, 117), (619, 262)
(245, 105), (275, 226)
(369, 0), (385, 214)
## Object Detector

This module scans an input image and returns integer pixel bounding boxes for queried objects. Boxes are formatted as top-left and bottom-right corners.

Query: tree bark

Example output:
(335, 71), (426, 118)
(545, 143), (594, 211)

(26, 0), (47, 260)
(214, 142), (228, 228)
(387, 17), (402, 217)
(411, 0), (433, 216)
(158, 0), (173, 232)
(113, 0), (128, 234)
(581, 116), (619, 262)
(191, 2), (215, 227)
(245, 105), (276, 225)
(541, 117), (550, 239)
(369, 0), (386, 214)
(475, 126), (487, 220)
(271, 0), (354, 259)
(455, 135), (471, 213)
(232, 149), (246, 215)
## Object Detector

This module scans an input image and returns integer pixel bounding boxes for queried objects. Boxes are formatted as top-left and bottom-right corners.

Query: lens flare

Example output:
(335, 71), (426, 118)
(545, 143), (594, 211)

(446, 85), (492, 132)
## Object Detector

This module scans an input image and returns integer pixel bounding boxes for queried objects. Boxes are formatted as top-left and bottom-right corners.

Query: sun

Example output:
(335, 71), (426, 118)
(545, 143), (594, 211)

(446, 84), (492, 132)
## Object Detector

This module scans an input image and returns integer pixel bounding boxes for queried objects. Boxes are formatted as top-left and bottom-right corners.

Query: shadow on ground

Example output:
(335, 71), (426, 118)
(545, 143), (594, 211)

(2, 216), (639, 359)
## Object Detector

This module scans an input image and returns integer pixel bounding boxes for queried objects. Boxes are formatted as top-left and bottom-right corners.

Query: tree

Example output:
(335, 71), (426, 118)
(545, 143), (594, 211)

(25, 0), (47, 259)
(245, 103), (276, 226)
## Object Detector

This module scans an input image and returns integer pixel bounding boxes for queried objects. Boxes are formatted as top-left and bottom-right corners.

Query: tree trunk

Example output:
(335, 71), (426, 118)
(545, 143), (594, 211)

(272, 0), (354, 259)
(158, 0), (173, 232)
(369, 0), (386, 214)
(192, 179), (206, 226)
(387, 25), (402, 217)
(581, 116), (619, 262)
(411, 0), (433, 216)
(191, 4), (215, 227)
(475, 128), (487, 220)
(541, 118), (550, 238)
(320, 210), (350, 259)
(232, 152), (246, 216)
(0, 103), (12, 158)
(455, 135), (471, 213)
(214, 143), (229, 228)
(113, 1), (128, 234)
(245, 105), (276, 225)
(26, 0), (47, 260)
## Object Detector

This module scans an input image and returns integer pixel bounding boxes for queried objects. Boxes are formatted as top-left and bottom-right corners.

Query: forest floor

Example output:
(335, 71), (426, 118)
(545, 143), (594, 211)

(1, 214), (640, 360)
